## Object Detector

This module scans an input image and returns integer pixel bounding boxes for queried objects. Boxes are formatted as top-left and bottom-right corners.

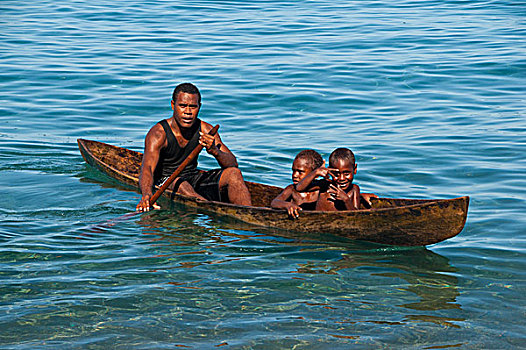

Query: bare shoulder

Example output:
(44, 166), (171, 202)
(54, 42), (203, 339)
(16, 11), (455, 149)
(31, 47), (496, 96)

(145, 122), (166, 149)
(146, 122), (165, 137)
(271, 184), (297, 203)
(275, 184), (295, 197)
(349, 184), (361, 198)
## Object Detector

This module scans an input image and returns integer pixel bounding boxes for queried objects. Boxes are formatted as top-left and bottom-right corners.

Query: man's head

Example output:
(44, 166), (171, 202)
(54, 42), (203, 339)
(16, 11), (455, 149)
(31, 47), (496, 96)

(328, 148), (357, 191)
(292, 149), (323, 184)
(171, 83), (201, 128)
(172, 82), (201, 105)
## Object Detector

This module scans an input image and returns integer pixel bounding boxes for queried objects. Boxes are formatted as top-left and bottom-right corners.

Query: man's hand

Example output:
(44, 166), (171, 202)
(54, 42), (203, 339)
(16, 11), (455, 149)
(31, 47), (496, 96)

(136, 194), (161, 212)
(199, 131), (220, 156)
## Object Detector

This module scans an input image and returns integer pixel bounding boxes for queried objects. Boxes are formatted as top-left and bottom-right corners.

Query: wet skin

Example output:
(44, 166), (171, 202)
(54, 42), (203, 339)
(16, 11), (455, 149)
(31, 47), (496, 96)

(328, 158), (356, 193)
(317, 158), (360, 211)
(292, 158), (312, 185)
(171, 92), (200, 130)
(270, 158), (319, 218)
(136, 91), (251, 212)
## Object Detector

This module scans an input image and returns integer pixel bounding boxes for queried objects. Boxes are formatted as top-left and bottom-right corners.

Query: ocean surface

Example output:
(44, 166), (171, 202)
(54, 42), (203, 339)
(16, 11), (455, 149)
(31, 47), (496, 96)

(1, 0), (525, 348)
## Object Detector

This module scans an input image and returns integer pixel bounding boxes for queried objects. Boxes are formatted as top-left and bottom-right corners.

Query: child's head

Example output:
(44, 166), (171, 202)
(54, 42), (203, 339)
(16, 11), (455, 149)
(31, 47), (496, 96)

(292, 149), (323, 184)
(328, 148), (357, 191)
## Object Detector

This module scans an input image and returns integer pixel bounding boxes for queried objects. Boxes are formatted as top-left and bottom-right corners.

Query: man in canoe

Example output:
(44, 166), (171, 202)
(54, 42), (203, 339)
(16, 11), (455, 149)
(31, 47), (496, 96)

(136, 83), (252, 211)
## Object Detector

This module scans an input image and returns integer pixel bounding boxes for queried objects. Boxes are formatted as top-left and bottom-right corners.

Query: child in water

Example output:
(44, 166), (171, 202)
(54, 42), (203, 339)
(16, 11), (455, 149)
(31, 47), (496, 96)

(296, 147), (377, 211)
(271, 149), (324, 218)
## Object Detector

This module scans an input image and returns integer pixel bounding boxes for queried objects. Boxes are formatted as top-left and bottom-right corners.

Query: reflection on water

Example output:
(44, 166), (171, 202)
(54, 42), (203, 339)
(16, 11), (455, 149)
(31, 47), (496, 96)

(297, 248), (461, 312)
(71, 170), (469, 347)
(134, 205), (464, 336)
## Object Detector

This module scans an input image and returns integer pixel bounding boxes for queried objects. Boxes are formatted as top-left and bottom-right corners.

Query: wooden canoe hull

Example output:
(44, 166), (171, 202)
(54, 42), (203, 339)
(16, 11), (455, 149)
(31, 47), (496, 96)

(77, 138), (469, 246)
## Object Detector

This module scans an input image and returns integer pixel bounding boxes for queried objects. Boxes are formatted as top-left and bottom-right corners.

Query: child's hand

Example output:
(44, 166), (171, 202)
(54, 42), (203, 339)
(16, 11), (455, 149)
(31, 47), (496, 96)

(327, 184), (349, 202)
(361, 193), (378, 206)
(315, 161), (336, 181)
(285, 202), (302, 219)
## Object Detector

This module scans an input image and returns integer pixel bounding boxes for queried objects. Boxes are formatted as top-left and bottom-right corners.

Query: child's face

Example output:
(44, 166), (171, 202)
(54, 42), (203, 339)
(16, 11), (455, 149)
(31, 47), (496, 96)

(329, 158), (357, 191)
(292, 158), (313, 185)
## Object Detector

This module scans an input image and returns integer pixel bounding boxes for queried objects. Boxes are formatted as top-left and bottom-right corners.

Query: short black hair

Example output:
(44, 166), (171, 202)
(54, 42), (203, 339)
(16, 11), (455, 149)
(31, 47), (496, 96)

(295, 149), (324, 170)
(172, 82), (201, 104)
(329, 148), (355, 167)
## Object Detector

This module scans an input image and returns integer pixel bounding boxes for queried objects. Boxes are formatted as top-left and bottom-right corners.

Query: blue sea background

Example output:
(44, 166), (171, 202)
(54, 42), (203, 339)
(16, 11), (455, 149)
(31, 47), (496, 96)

(1, 0), (525, 348)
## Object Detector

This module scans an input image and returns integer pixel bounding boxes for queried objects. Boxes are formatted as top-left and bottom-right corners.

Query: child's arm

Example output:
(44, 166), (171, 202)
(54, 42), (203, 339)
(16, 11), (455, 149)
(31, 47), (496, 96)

(360, 192), (379, 208)
(349, 185), (361, 210)
(270, 185), (302, 218)
(295, 161), (333, 192)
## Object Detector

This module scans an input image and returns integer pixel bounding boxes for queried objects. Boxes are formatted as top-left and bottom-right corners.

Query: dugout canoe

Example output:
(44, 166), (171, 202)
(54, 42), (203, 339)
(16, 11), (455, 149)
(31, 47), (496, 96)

(77, 138), (469, 246)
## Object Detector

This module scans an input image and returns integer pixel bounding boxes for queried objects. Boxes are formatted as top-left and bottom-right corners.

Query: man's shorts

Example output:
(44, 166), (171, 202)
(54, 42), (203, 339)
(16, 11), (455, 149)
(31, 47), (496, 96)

(155, 169), (225, 202)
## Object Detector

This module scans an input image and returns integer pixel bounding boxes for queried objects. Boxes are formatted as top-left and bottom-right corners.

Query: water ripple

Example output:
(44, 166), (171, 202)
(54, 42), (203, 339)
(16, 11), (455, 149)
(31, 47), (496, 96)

(1, 0), (525, 348)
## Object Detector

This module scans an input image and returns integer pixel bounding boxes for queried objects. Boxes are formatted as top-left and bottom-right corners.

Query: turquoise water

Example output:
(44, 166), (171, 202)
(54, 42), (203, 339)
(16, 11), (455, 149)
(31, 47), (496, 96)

(1, 0), (525, 348)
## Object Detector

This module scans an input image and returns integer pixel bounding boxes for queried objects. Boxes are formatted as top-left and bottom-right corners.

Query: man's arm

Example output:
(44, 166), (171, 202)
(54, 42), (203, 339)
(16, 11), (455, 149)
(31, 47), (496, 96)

(199, 122), (238, 168)
(136, 125), (165, 211)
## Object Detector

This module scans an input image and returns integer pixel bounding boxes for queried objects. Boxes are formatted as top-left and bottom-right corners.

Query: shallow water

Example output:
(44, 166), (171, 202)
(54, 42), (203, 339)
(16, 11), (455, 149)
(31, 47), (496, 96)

(1, 0), (525, 348)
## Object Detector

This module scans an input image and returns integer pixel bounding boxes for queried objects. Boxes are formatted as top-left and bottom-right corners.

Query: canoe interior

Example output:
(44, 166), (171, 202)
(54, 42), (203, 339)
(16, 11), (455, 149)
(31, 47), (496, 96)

(77, 138), (437, 210)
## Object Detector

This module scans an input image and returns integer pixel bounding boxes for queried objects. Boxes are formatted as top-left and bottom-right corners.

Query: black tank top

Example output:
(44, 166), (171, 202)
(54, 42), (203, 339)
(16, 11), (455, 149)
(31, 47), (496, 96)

(154, 119), (201, 182)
